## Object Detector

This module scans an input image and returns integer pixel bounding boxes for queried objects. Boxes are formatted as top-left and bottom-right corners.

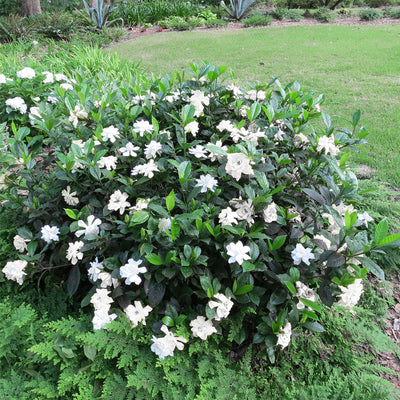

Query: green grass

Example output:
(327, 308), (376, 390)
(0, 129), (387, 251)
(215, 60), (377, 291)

(108, 24), (400, 189)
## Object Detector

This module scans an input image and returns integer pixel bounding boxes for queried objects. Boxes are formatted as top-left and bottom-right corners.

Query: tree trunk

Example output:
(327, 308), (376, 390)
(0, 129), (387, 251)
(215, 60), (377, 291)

(89, 0), (110, 6)
(21, 0), (41, 16)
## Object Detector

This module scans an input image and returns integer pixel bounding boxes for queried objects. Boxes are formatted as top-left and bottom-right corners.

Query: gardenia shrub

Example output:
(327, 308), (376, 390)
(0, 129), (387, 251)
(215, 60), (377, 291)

(1, 62), (399, 362)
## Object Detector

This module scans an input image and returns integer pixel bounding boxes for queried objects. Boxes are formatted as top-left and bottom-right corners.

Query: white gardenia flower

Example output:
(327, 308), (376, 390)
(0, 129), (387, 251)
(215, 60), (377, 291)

(41, 225), (60, 244)
(276, 322), (292, 349)
(47, 95), (58, 104)
(54, 73), (69, 82)
(263, 203), (278, 223)
(13, 235), (30, 253)
(190, 316), (217, 340)
(158, 217), (172, 232)
(218, 207), (238, 226)
(216, 120), (234, 132)
(101, 125), (121, 143)
(189, 90), (210, 117)
(227, 84), (241, 97)
(92, 308), (117, 330)
(66, 241), (84, 265)
(90, 288), (114, 311)
(144, 140), (162, 159)
(29, 106), (43, 125)
(60, 83), (73, 91)
(226, 240), (251, 265)
(61, 186), (79, 206)
(230, 198), (254, 226)
(230, 126), (249, 143)
(338, 279), (364, 309)
(195, 174), (218, 193)
(189, 144), (208, 159)
(184, 121), (199, 136)
(125, 301), (152, 328)
(98, 155), (118, 170)
(150, 325), (188, 359)
(132, 198), (150, 211)
(294, 133), (309, 147)
(5, 97), (27, 114)
(131, 160), (159, 178)
(133, 119), (154, 136)
(42, 71), (54, 83)
(68, 105), (88, 128)
(208, 293), (234, 321)
(2, 260), (28, 285)
(88, 257), (104, 282)
(225, 153), (254, 181)
(239, 105), (250, 118)
(357, 211), (373, 228)
(0, 73), (9, 84)
(120, 258), (147, 285)
(119, 142), (140, 157)
(317, 135), (340, 156)
(75, 215), (102, 239)
(295, 281), (316, 310)
(98, 272), (114, 288)
(291, 243), (315, 266)
(16, 67), (36, 79)
(108, 190), (131, 215)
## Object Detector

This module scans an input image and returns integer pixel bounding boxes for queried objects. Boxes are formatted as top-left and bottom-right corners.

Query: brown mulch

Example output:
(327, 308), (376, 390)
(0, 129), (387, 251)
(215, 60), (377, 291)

(125, 15), (400, 41)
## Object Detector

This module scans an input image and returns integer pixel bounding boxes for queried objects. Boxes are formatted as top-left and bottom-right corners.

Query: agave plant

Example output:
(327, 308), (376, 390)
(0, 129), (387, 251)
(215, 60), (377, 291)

(220, 0), (256, 20)
(79, 0), (123, 29)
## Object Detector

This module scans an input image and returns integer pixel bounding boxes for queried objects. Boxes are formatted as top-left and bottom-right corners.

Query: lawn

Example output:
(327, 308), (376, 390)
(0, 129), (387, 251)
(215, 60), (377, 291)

(109, 24), (400, 188)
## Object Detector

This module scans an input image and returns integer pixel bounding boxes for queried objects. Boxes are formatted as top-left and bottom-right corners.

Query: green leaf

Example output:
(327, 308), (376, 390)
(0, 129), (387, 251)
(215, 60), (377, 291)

(84, 345), (97, 361)
(377, 233), (400, 247)
(269, 235), (287, 251)
(321, 111), (331, 129)
(284, 281), (297, 295)
(27, 241), (38, 256)
(289, 267), (300, 282)
(299, 298), (322, 312)
(67, 265), (80, 297)
(375, 219), (389, 246)
(130, 211), (149, 225)
(205, 144), (227, 157)
(359, 257), (385, 280)
(303, 321), (325, 332)
(65, 208), (77, 220)
(352, 109), (361, 128)
(200, 275), (213, 292)
(302, 188), (326, 205)
(242, 261), (255, 272)
(235, 285), (254, 296)
(166, 190), (175, 212)
(345, 210), (357, 229)
(145, 253), (163, 266)
(162, 316), (174, 327)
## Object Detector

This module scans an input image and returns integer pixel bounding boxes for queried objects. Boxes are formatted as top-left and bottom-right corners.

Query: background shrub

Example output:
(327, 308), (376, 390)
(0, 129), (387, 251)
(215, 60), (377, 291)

(314, 6), (337, 21)
(359, 8), (383, 20)
(243, 11), (273, 26)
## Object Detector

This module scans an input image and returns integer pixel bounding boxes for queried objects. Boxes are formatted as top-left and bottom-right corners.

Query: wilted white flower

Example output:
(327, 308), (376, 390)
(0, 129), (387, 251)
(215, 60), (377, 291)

(98, 155), (118, 170)
(61, 186), (79, 206)
(276, 322), (292, 349)
(119, 142), (140, 157)
(120, 258), (147, 285)
(227, 84), (241, 97)
(357, 211), (373, 228)
(226, 240), (251, 265)
(225, 153), (254, 181)
(295, 281), (316, 310)
(291, 243), (315, 266)
(208, 293), (234, 321)
(108, 190), (131, 214)
(2, 260), (28, 285)
(60, 83), (73, 91)
(133, 119), (153, 136)
(195, 174), (218, 193)
(66, 241), (84, 265)
(190, 316), (217, 340)
(68, 105), (88, 128)
(88, 257), (104, 282)
(313, 234), (331, 250)
(132, 198), (150, 211)
(218, 207), (238, 226)
(101, 125), (120, 143)
(144, 140), (162, 159)
(338, 279), (364, 309)
(239, 105), (250, 118)
(184, 121), (199, 136)
(41, 225), (60, 244)
(98, 272), (114, 288)
(150, 325), (188, 359)
(230, 198), (254, 225)
(125, 301), (152, 328)
(47, 95), (58, 104)
(13, 235), (30, 253)
(263, 203), (278, 223)
(16, 67), (36, 79)
(75, 215), (102, 239)
(92, 309), (117, 330)
(5, 97), (27, 114)
(294, 133), (309, 147)
(317, 135), (340, 156)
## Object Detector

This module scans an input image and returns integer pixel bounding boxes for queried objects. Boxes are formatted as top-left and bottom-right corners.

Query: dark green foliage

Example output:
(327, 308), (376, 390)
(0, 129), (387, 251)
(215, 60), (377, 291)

(359, 8), (383, 20)
(314, 6), (337, 21)
(243, 11), (273, 26)
(0, 0), (21, 16)
(389, 8), (400, 17)
(271, 7), (304, 21)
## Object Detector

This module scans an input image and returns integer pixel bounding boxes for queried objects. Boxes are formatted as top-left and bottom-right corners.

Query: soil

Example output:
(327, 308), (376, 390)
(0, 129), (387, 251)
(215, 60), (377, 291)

(124, 14), (400, 41)
(117, 15), (400, 392)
